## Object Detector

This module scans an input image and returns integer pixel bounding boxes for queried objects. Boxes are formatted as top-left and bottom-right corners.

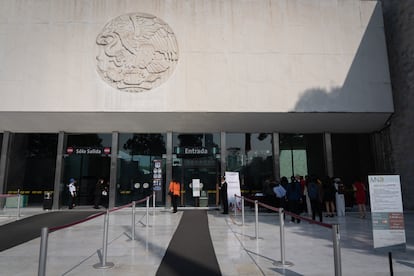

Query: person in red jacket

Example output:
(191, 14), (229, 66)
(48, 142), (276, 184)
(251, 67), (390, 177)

(353, 178), (367, 219)
(169, 179), (181, 213)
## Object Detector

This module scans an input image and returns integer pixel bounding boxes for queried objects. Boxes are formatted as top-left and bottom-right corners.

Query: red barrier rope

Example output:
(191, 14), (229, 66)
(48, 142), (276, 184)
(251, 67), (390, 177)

(235, 194), (333, 229)
(49, 211), (106, 232)
(241, 196), (257, 204)
(50, 195), (153, 232)
(108, 195), (152, 213)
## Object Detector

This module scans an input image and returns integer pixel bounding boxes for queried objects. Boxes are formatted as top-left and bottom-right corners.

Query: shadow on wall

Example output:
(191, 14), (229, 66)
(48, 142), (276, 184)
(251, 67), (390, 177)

(294, 1), (393, 115)
(294, 86), (343, 112)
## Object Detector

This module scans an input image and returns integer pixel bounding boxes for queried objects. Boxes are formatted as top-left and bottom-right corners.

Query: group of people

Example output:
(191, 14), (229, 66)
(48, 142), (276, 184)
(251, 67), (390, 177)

(67, 177), (109, 209)
(165, 174), (368, 220)
(268, 175), (367, 222)
(168, 176), (229, 214)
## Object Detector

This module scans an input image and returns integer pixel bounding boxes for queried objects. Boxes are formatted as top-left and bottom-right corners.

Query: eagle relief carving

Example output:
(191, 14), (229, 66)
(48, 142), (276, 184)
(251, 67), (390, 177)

(96, 13), (179, 92)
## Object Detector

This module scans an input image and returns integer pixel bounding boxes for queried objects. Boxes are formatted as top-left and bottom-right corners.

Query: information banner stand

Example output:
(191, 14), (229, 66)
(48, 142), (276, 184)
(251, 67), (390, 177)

(369, 175), (406, 276)
(225, 172), (241, 212)
(368, 175), (406, 250)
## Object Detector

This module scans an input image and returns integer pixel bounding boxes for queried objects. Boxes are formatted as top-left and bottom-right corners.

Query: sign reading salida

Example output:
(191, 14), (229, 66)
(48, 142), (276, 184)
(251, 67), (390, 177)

(66, 147), (111, 155)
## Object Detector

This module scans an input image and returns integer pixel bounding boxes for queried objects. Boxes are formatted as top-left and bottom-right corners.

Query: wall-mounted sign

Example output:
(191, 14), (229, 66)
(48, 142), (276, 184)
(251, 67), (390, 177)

(152, 160), (162, 191)
(66, 147), (111, 155)
(175, 147), (217, 156)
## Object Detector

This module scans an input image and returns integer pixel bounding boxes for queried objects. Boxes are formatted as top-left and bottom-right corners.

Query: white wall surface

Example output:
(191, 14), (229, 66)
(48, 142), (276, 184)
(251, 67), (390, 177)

(0, 0), (393, 114)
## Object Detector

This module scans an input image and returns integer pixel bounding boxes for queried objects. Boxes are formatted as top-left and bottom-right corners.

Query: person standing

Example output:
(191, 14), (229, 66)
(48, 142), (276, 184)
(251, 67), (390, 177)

(67, 178), (77, 209)
(323, 177), (336, 217)
(100, 180), (109, 208)
(353, 178), (367, 218)
(169, 178), (180, 213)
(287, 176), (302, 223)
(334, 178), (346, 216)
(307, 176), (323, 222)
(219, 176), (228, 214)
(273, 180), (286, 210)
(94, 178), (104, 209)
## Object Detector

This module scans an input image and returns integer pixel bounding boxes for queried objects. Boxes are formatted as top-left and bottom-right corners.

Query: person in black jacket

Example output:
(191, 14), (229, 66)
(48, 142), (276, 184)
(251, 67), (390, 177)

(93, 178), (104, 209)
(219, 176), (228, 214)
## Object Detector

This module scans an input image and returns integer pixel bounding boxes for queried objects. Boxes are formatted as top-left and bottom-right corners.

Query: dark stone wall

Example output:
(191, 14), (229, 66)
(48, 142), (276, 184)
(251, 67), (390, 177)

(380, 0), (414, 209)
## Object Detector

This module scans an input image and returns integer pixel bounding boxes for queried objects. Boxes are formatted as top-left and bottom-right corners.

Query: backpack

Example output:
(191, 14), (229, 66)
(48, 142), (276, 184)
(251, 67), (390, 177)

(307, 182), (319, 200)
(273, 185), (286, 198)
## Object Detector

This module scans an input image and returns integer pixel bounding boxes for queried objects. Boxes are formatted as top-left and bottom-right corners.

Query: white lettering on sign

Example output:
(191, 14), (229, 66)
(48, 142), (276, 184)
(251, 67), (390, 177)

(87, 148), (102, 154)
(72, 148), (104, 155)
(369, 176), (385, 183)
(184, 148), (208, 154)
(75, 148), (87, 154)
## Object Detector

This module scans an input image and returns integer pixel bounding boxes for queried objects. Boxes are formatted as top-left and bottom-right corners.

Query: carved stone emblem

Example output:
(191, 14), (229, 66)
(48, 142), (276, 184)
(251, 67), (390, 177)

(96, 13), (179, 92)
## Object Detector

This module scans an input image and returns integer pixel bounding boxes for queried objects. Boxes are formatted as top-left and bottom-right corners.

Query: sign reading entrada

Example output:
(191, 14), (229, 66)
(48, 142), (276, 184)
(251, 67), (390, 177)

(184, 148), (208, 154)
(176, 147), (209, 155)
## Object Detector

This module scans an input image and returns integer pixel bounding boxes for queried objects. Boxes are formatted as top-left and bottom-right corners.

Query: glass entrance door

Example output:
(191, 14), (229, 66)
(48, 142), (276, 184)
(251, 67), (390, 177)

(62, 134), (112, 208)
(172, 133), (221, 207)
(62, 154), (110, 206)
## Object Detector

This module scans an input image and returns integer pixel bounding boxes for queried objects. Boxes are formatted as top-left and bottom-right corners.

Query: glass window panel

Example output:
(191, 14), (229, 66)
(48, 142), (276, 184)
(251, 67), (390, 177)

(279, 133), (324, 179)
(6, 133), (58, 206)
(66, 133), (112, 147)
(292, 149), (308, 176)
(117, 134), (166, 206)
(280, 149), (293, 178)
(226, 133), (273, 192)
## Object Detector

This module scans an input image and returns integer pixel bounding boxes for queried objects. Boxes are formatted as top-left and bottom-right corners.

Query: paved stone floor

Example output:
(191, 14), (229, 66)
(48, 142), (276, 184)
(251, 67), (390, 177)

(0, 207), (413, 275)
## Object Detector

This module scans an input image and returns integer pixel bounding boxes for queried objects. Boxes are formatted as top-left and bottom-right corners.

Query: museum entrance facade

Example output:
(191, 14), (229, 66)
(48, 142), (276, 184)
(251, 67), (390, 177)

(0, 131), (376, 209)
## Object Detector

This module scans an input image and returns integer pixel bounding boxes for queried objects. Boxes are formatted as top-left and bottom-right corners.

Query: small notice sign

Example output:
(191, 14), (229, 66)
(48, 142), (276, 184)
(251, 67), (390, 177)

(369, 175), (406, 250)
(192, 179), (201, 197)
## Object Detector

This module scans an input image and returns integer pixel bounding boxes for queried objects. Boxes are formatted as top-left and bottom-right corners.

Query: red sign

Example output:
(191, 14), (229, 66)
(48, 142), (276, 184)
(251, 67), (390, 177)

(65, 147), (111, 155)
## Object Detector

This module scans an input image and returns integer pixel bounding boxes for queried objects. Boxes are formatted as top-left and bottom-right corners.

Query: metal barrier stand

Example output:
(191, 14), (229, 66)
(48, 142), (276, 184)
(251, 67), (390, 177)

(93, 210), (115, 269)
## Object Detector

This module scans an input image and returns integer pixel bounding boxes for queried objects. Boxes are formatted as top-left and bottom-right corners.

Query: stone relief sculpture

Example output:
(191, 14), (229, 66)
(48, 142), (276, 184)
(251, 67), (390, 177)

(96, 13), (179, 92)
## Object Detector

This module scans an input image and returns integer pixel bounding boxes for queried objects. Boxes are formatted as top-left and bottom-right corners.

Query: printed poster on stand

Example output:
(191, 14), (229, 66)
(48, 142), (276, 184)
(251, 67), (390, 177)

(369, 175), (406, 250)
(225, 171), (241, 211)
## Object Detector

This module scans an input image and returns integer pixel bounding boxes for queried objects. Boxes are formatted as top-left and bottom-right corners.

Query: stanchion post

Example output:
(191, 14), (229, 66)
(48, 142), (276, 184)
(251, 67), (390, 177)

(153, 191), (156, 210)
(332, 224), (342, 276)
(93, 210), (114, 269)
(241, 196), (245, 226)
(234, 194), (237, 216)
(279, 208), (286, 265)
(132, 201), (136, 241)
(274, 208), (293, 267)
(255, 200), (259, 239)
(146, 196), (149, 227)
(17, 191), (21, 219)
(38, 227), (49, 276)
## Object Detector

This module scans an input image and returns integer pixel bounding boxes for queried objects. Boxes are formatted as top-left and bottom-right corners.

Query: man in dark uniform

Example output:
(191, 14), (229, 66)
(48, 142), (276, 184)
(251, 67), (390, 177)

(219, 176), (228, 214)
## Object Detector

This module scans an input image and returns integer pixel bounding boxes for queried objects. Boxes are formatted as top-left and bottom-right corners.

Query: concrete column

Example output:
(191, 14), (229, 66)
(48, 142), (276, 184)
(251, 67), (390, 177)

(324, 133), (334, 177)
(220, 132), (226, 177)
(108, 132), (118, 209)
(272, 133), (280, 180)
(165, 132), (173, 208)
(52, 132), (65, 209)
(0, 131), (10, 194)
